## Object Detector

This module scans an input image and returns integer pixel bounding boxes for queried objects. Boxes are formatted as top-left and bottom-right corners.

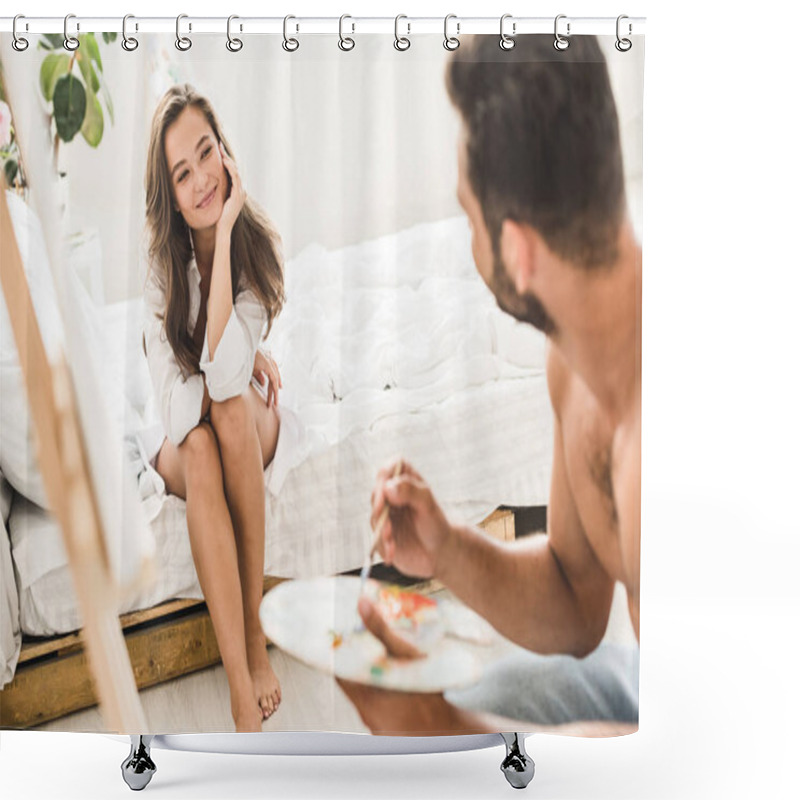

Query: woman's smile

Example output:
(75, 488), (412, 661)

(197, 185), (217, 209)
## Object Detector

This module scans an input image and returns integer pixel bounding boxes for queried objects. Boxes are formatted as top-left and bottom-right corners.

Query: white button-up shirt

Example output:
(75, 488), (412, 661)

(143, 256), (269, 446)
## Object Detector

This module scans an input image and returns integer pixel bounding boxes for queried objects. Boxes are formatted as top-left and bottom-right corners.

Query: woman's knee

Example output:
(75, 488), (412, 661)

(209, 393), (254, 445)
(181, 422), (217, 456)
(179, 423), (220, 486)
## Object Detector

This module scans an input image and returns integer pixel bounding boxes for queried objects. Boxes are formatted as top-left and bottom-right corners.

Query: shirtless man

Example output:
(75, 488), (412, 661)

(339, 34), (642, 736)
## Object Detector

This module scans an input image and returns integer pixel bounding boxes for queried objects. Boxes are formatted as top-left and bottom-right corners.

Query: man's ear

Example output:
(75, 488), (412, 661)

(500, 220), (536, 294)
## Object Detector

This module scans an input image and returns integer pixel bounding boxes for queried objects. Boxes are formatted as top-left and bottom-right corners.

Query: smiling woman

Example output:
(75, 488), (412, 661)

(142, 83), (286, 731)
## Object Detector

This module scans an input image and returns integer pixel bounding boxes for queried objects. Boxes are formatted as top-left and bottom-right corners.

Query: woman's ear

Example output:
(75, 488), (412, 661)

(500, 220), (536, 295)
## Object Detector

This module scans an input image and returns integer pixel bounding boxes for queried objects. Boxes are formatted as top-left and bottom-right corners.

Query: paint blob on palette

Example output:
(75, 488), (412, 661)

(364, 582), (444, 653)
(260, 576), (484, 692)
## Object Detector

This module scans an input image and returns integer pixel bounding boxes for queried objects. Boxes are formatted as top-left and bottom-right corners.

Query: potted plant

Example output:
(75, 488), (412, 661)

(38, 32), (117, 162)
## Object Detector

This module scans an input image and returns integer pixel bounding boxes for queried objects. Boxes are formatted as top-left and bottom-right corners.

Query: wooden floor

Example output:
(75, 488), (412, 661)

(36, 581), (635, 735)
(36, 643), (369, 734)
(35, 587), (518, 734)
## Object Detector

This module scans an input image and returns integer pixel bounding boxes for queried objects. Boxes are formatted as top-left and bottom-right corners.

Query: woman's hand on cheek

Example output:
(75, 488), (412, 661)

(217, 141), (245, 236)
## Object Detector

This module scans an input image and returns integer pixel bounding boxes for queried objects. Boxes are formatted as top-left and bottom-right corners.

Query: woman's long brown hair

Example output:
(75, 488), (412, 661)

(145, 84), (285, 376)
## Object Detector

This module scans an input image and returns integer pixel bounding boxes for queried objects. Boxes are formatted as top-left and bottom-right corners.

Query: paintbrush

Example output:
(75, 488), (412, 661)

(359, 461), (402, 594)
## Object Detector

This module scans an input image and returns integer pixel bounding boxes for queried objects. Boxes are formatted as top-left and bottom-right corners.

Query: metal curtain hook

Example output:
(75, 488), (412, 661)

(176, 13), (192, 51)
(122, 14), (139, 51)
(227, 15), (243, 52)
(615, 14), (632, 52)
(339, 14), (355, 51)
(444, 14), (460, 51)
(12, 14), (29, 51)
(394, 14), (411, 51)
(282, 15), (299, 52)
(499, 14), (516, 51)
(63, 13), (80, 51)
(554, 14), (570, 51)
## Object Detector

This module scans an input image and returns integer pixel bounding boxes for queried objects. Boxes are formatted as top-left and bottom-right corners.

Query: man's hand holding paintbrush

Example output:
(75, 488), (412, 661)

(368, 459), (453, 579)
(357, 458), (456, 660)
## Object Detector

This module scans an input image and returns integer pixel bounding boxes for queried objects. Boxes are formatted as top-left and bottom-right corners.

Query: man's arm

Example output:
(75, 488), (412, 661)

(373, 443), (612, 656)
(434, 413), (613, 656)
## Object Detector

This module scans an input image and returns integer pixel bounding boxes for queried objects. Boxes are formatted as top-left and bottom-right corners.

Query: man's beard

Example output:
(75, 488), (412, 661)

(490, 252), (556, 336)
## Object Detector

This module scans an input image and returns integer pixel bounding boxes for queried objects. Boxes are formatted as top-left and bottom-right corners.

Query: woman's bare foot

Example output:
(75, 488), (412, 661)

(248, 634), (282, 719)
(230, 674), (264, 732)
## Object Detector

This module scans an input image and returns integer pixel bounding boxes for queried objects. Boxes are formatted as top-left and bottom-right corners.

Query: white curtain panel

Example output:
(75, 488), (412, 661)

(0, 27), (643, 745)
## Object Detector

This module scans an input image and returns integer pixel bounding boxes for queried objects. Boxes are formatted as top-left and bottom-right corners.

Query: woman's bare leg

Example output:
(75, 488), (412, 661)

(154, 424), (262, 732)
(209, 386), (281, 719)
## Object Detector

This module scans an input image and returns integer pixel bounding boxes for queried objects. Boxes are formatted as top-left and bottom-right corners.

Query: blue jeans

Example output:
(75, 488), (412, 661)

(445, 643), (639, 726)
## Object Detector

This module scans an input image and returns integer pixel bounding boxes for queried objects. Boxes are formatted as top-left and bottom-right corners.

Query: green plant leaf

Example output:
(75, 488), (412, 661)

(4, 159), (18, 187)
(53, 74), (86, 143)
(76, 46), (101, 94)
(85, 33), (103, 72)
(102, 32), (118, 44)
(39, 53), (71, 102)
(80, 87), (104, 148)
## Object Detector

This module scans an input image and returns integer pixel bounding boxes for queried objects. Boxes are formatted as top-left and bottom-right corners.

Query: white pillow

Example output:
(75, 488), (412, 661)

(0, 190), (66, 508)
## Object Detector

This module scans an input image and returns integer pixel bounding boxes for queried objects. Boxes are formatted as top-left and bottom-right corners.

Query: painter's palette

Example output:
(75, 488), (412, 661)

(259, 576), (483, 693)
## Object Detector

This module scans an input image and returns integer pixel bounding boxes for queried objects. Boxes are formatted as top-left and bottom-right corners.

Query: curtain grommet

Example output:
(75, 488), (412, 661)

(338, 14), (355, 52)
(615, 15), (633, 52)
(394, 15), (411, 51)
(499, 14), (516, 51)
(282, 15), (299, 52)
(175, 13), (192, 51)
(226, 15), (243, 52)
(553, 14), (570, 51)
(12, 15), (29, 51)
(63, 13), (80, 51)
(444, 14), (460, 51)
(122, 14), (139, 51)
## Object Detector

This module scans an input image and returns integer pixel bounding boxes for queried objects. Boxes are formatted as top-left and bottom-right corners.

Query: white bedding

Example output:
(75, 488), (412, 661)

(9, 216), (554, 637)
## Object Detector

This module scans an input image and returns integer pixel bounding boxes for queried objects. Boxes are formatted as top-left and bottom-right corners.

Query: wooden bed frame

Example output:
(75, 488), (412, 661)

(0, 509), (514, 728)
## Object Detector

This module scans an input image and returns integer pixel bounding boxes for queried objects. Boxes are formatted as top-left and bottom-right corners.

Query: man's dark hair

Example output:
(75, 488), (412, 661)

(447, 35), (626, 269)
